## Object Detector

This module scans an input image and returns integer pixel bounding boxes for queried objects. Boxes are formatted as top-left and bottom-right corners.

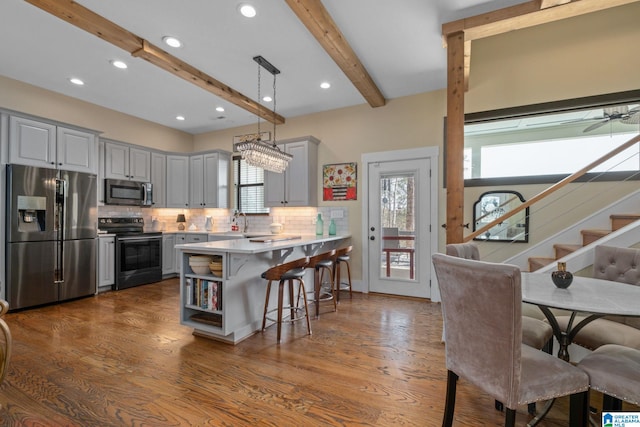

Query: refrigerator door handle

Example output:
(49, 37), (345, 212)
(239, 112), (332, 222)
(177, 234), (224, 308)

(55, 178), (66, 284)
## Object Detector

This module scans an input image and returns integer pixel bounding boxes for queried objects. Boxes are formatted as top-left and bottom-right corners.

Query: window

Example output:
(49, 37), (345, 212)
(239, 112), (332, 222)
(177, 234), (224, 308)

(233, 156), (269, 214)
(459, 90), (640, 186)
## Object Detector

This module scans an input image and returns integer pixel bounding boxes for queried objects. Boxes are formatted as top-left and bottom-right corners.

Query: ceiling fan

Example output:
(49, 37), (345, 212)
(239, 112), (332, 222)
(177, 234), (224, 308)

(582, 105), (640, 133)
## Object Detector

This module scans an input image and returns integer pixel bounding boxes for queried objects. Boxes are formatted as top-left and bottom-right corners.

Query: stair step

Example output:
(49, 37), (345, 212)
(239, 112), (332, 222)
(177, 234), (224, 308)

(528, 257), (555, 272)
(611, 214), (640, 231)
(553, 244), (582, 259)
(580, 229), (610, 246)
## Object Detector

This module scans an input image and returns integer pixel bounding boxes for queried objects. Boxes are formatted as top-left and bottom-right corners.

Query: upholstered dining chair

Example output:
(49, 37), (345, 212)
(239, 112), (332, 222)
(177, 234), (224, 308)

(446, 243), (554, 415)
(555, 245), (640, 351)
(0, 299), (12, 385)
(432, 254), (589, 427)
(577, 344), (640, 411)
(446, 244), (554, 351)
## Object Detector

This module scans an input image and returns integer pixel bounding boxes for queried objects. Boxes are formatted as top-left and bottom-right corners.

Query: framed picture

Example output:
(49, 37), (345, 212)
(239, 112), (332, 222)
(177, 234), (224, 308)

(323, 162), (357, 201)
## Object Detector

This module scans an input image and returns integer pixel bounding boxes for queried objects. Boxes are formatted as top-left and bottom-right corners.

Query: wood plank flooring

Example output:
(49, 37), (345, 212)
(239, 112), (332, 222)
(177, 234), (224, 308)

(0, 279), (634, 426)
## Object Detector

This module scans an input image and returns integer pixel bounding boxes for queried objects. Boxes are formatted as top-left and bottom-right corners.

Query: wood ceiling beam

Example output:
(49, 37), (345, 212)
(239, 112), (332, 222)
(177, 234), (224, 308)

(285, 0), (386, 108)
(442, 0), (640, 44)
(23, 0), (285, 125)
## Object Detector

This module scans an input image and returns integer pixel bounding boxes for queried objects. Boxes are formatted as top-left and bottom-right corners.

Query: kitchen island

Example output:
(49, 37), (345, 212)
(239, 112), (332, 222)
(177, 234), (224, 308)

(176, 234), (351, 344)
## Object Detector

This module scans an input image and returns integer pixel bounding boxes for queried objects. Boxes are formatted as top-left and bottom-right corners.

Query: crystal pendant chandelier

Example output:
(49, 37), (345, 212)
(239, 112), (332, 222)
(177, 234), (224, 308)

(236, 56), (292, 173)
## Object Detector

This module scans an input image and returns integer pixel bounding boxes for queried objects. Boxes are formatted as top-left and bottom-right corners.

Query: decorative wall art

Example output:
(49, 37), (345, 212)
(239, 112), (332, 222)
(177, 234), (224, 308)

(323, 162), (357, 201)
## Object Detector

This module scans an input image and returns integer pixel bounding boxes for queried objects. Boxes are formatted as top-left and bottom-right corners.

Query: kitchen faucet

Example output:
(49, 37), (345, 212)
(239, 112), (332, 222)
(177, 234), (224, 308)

(240, 211), (248, 232)
(233, 210), (248, 233)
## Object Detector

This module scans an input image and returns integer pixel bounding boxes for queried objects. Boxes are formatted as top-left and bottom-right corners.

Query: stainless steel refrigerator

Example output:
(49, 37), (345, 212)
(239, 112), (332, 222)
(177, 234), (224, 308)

(6, 164), (97, 310)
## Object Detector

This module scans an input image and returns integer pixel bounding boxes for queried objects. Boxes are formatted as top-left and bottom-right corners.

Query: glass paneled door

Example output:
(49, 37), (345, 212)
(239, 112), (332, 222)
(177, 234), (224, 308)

(368, 159), (431, 298)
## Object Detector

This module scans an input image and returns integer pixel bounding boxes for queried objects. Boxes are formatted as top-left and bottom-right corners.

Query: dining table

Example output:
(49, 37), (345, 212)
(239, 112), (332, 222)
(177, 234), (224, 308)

(521, 272), (640, 361)
(521, 272), (640, 427)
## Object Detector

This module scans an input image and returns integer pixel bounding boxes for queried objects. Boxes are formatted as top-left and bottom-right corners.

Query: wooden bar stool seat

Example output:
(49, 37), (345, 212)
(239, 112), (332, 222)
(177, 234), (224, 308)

(261, 257), (311, 343)
(334, 246), (353, 302)
(305, 250), (337, 317)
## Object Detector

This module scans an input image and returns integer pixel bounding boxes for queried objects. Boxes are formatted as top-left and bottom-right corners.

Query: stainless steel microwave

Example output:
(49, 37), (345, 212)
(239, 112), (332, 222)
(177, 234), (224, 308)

(104, 179), (153, 206)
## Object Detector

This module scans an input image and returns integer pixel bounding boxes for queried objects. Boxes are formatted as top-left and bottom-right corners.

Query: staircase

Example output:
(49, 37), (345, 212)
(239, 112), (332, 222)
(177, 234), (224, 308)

(528, 214), (640, 271)
(503, 189), (640, 273)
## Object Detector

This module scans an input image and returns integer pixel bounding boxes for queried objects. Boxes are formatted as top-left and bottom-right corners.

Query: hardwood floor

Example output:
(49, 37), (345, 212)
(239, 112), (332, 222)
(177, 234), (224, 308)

(0, 279), (633, 426)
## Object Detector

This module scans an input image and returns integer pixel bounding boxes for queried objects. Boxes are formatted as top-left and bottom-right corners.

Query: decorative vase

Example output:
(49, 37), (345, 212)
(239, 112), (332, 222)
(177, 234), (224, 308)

(315, 213), (324, 236)
(204, 216), (213, 231)
(328, 219), (336, 236)
(551, 261), (573, 289)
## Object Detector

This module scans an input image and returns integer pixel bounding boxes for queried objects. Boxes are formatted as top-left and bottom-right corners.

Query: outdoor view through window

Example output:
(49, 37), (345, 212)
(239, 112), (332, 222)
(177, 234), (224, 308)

(464, 102), (640, 181)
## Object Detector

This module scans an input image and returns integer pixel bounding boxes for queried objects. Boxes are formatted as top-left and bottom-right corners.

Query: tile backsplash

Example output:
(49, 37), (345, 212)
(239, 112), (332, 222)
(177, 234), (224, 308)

(98, 206), (349, 235)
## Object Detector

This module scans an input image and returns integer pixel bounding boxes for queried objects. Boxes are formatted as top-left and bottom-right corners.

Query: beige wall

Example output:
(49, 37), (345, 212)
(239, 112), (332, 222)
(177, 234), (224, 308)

(1, 3), (639, 283)
(0, 75), (192, 152)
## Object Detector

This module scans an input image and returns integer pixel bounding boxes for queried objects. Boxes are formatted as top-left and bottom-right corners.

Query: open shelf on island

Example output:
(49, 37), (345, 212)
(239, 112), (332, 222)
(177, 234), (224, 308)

(190, 312), (222, 327)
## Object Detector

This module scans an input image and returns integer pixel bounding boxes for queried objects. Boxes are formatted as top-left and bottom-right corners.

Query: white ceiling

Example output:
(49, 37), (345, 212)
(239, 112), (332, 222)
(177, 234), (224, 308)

(0, 0), (525, 135)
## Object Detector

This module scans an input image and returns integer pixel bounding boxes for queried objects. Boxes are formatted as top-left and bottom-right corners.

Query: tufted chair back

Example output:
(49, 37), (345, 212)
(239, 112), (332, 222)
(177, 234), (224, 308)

(593, 245), (640, 329)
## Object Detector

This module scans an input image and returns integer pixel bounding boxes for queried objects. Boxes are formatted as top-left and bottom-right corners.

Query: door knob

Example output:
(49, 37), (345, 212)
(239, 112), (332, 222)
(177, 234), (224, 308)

(370, 236), (375, 241)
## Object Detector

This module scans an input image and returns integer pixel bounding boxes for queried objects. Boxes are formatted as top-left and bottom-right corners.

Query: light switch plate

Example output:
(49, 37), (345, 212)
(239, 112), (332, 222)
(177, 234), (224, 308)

(330, 210), (343, 219)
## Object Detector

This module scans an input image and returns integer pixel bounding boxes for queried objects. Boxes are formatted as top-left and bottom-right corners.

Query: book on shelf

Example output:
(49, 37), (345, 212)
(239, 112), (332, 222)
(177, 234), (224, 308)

(185, 278), (192, 305)
(188, 278), (222, 311)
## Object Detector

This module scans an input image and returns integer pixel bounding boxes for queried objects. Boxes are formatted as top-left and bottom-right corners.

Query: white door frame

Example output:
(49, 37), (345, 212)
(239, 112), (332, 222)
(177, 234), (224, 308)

(361, 147), (440, 302)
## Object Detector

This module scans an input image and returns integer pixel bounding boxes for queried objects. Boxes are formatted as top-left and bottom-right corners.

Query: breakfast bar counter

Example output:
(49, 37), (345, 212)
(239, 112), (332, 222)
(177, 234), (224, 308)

(176, 234), (351, 343)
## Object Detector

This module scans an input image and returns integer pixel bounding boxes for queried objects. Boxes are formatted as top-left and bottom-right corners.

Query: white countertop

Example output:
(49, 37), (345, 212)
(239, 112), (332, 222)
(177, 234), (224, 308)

(176, 234), (350, 254)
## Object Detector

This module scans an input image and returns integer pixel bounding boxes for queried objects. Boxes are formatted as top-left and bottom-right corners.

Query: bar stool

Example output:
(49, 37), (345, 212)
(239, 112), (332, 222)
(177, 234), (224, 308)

(305, 250), (337, 317)
(334, 246), (353, 302)
(261, 257), (311, 343)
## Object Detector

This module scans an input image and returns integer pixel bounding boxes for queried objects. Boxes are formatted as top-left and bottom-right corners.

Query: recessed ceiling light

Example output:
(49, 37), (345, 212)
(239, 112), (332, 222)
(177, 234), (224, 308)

(176, 115), (185, 121)
(238, 4), (257, 18)
(111, 60), (127, 69)
(216, 106), (225, 112)
(69, 77), (84, 86)
(163, 36), (182, 48)
(262, 96), (272, 103)
(320, 82), (331, 89)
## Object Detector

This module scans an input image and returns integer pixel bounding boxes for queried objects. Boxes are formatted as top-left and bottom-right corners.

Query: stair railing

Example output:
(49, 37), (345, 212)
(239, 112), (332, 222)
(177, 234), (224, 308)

(463, 133), (640, 243)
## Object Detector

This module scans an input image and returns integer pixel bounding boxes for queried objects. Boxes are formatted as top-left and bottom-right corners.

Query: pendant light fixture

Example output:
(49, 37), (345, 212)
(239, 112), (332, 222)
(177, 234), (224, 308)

(236, 55), (292, 173)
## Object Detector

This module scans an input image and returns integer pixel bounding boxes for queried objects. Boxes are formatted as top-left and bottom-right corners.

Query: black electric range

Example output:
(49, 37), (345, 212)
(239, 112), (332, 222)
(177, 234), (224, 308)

(99, 217), (163, 289)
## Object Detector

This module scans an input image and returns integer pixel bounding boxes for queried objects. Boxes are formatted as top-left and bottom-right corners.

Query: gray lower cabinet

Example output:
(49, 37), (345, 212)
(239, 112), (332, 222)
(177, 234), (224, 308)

(175, 233), (186, 273)
(162, 234), (176, 275)
(98, 235), (115, 288)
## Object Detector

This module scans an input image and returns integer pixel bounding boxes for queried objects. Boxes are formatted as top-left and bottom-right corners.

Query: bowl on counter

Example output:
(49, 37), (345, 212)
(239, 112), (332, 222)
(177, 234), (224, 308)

(269, 223), (283, 234)
(189, 255), (213, 275)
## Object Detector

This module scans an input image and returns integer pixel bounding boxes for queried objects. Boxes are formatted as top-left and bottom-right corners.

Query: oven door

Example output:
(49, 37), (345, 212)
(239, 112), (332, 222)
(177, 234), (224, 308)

(115, 234), (162, 289)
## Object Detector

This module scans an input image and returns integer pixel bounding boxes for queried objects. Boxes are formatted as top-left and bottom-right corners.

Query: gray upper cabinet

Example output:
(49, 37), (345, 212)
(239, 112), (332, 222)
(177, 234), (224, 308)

(151, 152), (166, 208)
(104, 140), (151, 181)
(166, 155), (190, 208)
(9, 115), (97, 174)
(189, 152), (230, 209)
(264, 136), (319, 207)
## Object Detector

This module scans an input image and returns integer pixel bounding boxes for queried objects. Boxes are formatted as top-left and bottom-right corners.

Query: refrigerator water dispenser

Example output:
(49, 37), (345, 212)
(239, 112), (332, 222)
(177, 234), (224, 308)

(17, 195), (46, 232)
